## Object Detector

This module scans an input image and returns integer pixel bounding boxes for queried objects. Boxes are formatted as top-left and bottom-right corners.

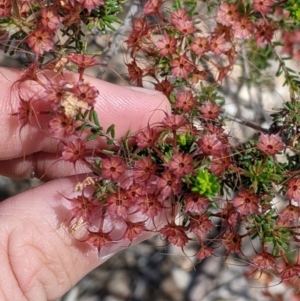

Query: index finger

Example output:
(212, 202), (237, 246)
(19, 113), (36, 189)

(0, 67), (170, 178)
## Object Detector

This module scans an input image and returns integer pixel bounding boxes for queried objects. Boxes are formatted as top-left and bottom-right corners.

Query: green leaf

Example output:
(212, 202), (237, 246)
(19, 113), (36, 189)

(191, 169), (220, 200)
(106, 124), (116, 138)
(82, 109), (90, 119)
(174, 0), (182, 9)
(92, 110), (100, 127)
(264, 237), (274, 244)
(76, 123), (90, 131)
(277, 240), (289, 249)
(94, 158), (101, 165)
(87, 133), (100, 141)
(101, 149), (116, 155)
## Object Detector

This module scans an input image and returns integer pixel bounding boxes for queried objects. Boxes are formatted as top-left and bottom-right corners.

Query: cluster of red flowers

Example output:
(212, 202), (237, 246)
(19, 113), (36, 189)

(123, 0), (300, 291)
(0, 0), (105, 56)
(2, 0), (300, 294)
(126, 0), (278, 87)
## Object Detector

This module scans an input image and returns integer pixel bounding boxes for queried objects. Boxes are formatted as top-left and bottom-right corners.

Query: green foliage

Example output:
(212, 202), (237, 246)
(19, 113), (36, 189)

(183, 0), (197, 15)
(246, 158), (284, 193)
(247, 211), (293, 256)
(286, 0), (300, 25)
(196, 84), (225, 109)
(270, 100), (300, 147)
(1, 0), (127, 58)
(246, 44), (273, 86)
(76, 109), (116, 145)
(191, 169), (220, 200)
(273, 51), (300, 98)
(87, 0), (126, 32)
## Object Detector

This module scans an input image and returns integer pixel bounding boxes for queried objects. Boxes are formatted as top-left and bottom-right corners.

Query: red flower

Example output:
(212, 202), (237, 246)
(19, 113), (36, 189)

(133, 156), (156, 182)
(101, 157), (126, 181)
(62, 138), (86, 163)
(286, 177), (300, 204)
(206, 123), (226, 137)
(282, 31), (296, 57)
(251, 252), (276, 271)
(0, 0), (11, 17)
(132, 17), (149, 37)
(222, 230), (242, 253)
(41, 8), (62, 31)
(67, 53), (99, 69)
(44, 83), (65, 107)
(216, 64), (233, 83)
(126, 31), (141, 52)
(196, 246), (214, 262)
(210, 35), (228, 56)
(159, 224), (189, 247)
(232, 17), (255, 39)
(212, 23), (233, 40)
(154, 79), (174, 98)
(86, 229), (112, 255)
(199, 101), (221, 119)
(168, 152), (194, 177)
(280, 264), (300, 281)
(170, 8), (190, 27)
(175, 91), (196, 112)
(157, 171), (181, 199)
(275, 217), (293, 227)
(198, 134), (224, 156)
(190, 214), (213, 239)
(174, 20), (195, 35)
(191, 37), (209, 55)
(184, 194), (210, 214)
(106, 191), (131, 219)
(257, 133), (285, 156)
(220, 203), (240, 228)
(27, 28), (54, 55)
(71, 80), (99, 106)
(136, 127), (159, 148)
(77, 0), (105, 12)
(127, 60), (143, 86)
(18, 1), (34, 18)
(232, 189), (259, 215)
(209, 153), (231, 176)
(49, 113), (75, 138)
(161, 114), (186, 130)
(254, 20), (276, 46)
(123, 220), (147, 242)
(217, 2), (239, 26)
(125, 183), (145, 202)
(280, 204), (300, 221)
(17, 97), (34, 126)
(144, 0), (162, 15)
(155, 34), (177, 57)
(253, 0), (274, 14)
(137, 193), (164, 218)
(67, 194), (101, 223)
(171, 55), (194, 78)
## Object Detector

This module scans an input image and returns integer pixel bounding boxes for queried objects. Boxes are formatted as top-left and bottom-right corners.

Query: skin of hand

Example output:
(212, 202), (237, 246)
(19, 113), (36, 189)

(0, 68), (171, 301)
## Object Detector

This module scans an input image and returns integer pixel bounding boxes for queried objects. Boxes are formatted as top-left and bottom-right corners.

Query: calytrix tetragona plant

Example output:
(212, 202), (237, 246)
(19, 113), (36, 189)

(2, 0), (300, 297)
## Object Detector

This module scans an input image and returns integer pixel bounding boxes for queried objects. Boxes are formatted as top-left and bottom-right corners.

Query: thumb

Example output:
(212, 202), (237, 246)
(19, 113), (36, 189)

(0, 177), (160, 301)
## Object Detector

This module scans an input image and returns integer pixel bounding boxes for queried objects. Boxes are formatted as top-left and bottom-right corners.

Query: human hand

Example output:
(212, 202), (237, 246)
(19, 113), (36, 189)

(0, 68), (170, 301)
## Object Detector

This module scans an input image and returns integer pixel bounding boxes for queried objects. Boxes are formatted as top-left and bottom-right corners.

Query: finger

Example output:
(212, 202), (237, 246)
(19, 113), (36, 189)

(0, 153), (90, 180)
(0, 67), (170, 160)
(0, 177), (159, 300)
